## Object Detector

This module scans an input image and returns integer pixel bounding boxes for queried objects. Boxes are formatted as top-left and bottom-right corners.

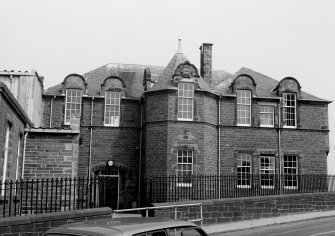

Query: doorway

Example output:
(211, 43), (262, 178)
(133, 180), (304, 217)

(95, 169), (119, 209)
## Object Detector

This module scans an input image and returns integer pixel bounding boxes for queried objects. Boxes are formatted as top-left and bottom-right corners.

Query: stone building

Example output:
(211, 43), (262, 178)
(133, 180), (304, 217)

(2, 41), (330, 209)
(0, 82), (32, 185)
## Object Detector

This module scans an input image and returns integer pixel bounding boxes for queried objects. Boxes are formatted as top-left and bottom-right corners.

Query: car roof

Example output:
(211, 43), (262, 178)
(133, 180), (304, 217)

(45, 217), (198, 236)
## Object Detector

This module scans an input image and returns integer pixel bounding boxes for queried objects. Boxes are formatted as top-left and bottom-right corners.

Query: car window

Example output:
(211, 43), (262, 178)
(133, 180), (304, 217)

(181, 228), (205, 236)
(135, 230), (167, 236)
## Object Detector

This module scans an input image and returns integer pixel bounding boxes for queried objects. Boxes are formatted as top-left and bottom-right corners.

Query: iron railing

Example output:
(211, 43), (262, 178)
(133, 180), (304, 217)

(145, 174), (335, 203)
(0, 177), (116, 218)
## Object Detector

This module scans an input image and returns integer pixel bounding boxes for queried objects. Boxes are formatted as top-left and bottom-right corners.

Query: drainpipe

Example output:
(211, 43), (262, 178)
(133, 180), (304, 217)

(278, 98), (282, 194)
(138, 99), (143, 206)
(88, 97), (94, 179)
(49, 96), (56, 127)
(22, 132), (28, 179)
(218, 96), (221, 198)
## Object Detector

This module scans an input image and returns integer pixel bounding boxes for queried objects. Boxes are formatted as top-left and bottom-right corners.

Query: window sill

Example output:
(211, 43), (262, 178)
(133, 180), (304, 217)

(261, 186), (274, 189)
(284, 186), (298, 190)
(260, 125), (274, 128)
(104, 124), (120, 127)
(177, 119), (194, 122)
(237, 124), (251, 127)
(176, 183), (192, 188)
(236, 185), (251, 189)
(283, 126), (297, 129)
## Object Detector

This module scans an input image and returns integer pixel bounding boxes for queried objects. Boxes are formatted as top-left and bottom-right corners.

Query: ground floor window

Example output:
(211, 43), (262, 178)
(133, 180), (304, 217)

(177, 150), (193, 187)
(283, 155), (298, 188)
(237, 153), (251, 187)
(260, 156), (275, 188)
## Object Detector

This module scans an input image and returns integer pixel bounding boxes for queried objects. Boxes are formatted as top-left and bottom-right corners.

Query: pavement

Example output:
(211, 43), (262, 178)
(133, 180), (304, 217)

(203, 210), (335, 235)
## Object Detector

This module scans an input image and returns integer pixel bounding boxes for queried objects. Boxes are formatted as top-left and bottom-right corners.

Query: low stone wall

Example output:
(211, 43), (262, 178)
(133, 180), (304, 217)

(0, 208), (113, 236)
(153, 192), (335, 225)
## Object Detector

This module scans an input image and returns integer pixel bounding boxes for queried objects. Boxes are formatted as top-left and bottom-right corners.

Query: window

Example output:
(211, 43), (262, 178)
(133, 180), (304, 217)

(181, 228), (205, 236)
(1, 123), (11, 195)
(177, 150), (193, 176)
(178, 82), (194, 120)
(260, 156), (275, 188)
(237, 153), (251, 187)
(237, 90), (251, 126)
(65, 89), (82, 124)
(260, 105), (274, 127)
(177, 150), (193, 187)
(105, 91), (121, 126)
(283, 93), (296, 128)
(284, 155), (298, 188)
(135, 230), (167, 236)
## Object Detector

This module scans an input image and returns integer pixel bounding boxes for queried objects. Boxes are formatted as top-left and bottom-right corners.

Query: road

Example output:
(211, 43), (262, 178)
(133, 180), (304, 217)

(216, 216), (335, 236)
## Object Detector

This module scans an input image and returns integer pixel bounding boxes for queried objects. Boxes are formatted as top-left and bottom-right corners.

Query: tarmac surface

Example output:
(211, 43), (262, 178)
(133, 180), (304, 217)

(203, 210), (335, 235)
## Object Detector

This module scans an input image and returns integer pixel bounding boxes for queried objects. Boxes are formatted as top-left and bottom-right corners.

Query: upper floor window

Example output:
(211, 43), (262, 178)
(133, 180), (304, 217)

(237, 90), (251, 126)
(105, 91), (121, 127)
(283, 155), (298, 189)
(65, 89), (82, 125)
(283, 93), (296, 128)
(260, 105), (274, 127)
(178, 82), (194, 121)
(237, 153), (251, 187)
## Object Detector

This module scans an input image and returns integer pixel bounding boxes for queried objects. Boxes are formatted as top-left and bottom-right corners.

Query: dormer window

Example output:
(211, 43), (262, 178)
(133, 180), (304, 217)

(105, 91), (121, 127)
(177, 82), (194, 121)
(64, 89), (82, 125)
(237, 90), (251, 126)
(283, 93), (296, 128)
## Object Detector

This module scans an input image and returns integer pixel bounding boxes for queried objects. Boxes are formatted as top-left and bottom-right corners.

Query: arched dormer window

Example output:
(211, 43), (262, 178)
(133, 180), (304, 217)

(275, 77), (301, 128)
(231, 74), (256, 127)
(237, 90), (251, 126)
(62, 74), (87, 125)
(173, 62), (199, 121)
(101, 76), (126, 127)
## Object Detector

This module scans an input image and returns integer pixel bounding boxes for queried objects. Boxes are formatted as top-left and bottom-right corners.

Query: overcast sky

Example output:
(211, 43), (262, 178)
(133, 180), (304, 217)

(1, 0), (334, 173)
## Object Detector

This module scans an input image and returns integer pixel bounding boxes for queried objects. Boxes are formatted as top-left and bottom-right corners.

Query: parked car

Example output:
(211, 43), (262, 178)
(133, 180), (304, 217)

(43, 217), (208, 236)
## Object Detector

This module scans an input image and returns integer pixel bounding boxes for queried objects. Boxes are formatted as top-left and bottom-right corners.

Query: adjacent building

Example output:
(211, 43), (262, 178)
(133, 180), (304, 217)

(0, 82), (32, 185)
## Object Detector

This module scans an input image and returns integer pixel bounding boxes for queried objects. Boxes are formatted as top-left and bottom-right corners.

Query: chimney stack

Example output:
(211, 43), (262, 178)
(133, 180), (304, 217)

(200, 43), (213, 86)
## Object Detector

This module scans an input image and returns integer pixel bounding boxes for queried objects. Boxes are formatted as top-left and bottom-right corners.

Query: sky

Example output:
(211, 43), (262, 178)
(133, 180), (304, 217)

(1, 0), (334, 173)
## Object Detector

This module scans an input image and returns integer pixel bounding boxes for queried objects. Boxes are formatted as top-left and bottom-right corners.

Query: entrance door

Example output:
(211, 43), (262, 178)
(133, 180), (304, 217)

(95, 169), (119, 209)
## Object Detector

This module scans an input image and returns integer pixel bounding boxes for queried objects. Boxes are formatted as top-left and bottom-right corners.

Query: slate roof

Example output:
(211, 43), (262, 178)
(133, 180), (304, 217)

(45, 63), (165, 98)
(44, 56), (328, 103)
(149, 52), (211, 91)
(214, 67), (330, 102)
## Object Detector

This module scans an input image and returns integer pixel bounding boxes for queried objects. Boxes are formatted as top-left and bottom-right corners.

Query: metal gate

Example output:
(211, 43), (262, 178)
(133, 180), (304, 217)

(95, 169), (119, 209)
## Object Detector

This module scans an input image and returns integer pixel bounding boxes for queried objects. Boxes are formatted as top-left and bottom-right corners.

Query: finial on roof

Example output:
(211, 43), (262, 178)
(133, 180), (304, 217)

(177, 39), (182, 53)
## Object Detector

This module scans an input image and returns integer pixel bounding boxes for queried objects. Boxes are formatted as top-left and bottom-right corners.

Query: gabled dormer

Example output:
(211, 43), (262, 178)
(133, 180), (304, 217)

(230, 74), (257, 126)
(101, 76), (126, 127)
(62, 74), (87, 125)
(273, 77), (301, 128)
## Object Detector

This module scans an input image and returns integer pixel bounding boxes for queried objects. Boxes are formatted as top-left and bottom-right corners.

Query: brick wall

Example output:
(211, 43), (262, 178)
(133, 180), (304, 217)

(220, 127), (328, 175)
(25, 132), (79, 178)
(0, 207), (113, 236)
(153, 192), (335, 225)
